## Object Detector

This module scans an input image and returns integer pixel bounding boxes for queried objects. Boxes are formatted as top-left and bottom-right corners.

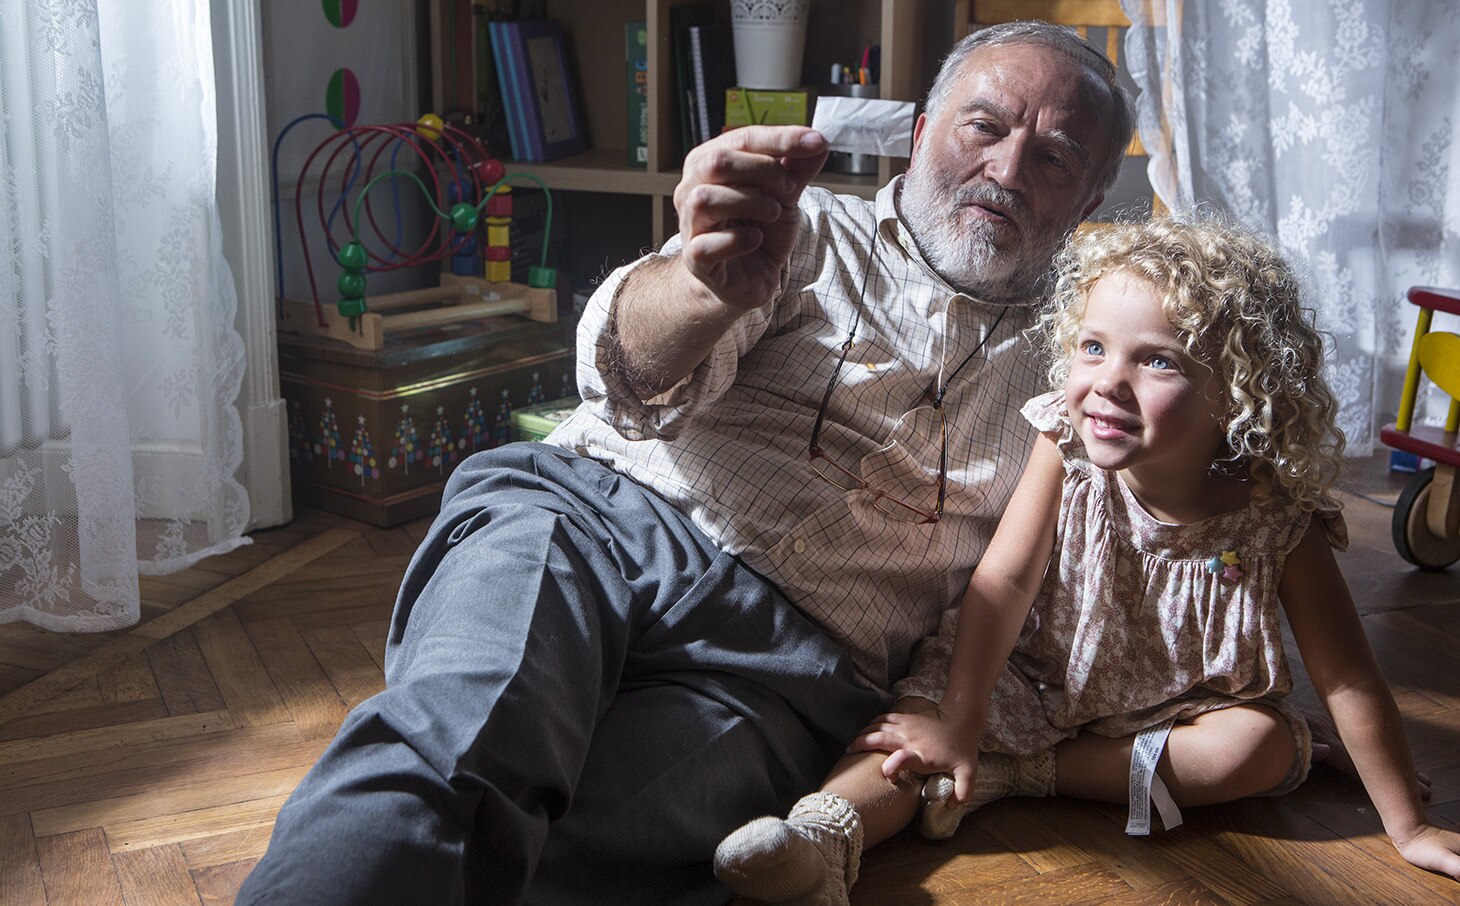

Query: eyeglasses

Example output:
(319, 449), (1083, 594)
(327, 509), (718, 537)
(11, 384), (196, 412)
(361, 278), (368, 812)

(808, 326), (950, 524)
(806, 239), (1010, 524)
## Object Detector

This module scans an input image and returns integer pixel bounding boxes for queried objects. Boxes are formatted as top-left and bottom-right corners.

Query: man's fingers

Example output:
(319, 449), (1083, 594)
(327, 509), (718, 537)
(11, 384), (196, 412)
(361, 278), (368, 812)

(681, 184), (784, 237)
(718, 124), (827, 159)
(683, 228), (764, 269)
(780, 145), (830, 196)
(679, 145), (797, 205)
(678, 128), (826, 207)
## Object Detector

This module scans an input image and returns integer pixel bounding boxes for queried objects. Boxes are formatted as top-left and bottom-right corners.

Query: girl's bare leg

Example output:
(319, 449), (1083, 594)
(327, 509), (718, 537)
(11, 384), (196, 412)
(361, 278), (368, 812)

(821, 698), (934, 848)
(1054, 704), (1296, 806)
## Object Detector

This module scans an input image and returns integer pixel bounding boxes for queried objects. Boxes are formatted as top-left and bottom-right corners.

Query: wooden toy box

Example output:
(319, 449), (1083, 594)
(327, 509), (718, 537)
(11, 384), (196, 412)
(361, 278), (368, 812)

(280, 316), (575, 526)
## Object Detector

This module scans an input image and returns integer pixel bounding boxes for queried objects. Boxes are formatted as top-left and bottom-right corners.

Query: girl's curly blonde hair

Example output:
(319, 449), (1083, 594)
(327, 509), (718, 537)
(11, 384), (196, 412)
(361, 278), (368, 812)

(1039, 215), (1345, 513)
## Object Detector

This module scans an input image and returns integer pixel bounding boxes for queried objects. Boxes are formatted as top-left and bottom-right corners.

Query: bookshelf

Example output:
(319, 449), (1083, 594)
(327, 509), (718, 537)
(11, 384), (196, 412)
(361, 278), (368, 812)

(431, 0), (947, 266)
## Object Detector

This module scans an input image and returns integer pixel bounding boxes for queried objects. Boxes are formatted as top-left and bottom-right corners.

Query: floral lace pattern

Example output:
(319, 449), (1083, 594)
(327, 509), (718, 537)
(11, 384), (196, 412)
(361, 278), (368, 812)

(1, 1), (248, 631)
(730, 0), (810, 23)
(1122, 0), (1460, 448)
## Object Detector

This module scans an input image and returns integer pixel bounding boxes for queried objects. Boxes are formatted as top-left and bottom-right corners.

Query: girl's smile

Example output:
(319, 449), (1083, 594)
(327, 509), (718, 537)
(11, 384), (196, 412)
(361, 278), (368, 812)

(1065, 269), (1237, 521)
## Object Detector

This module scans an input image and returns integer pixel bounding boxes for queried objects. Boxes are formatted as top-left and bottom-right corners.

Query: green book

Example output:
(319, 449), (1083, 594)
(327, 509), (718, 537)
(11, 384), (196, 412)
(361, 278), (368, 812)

(626, 21), (648, 168)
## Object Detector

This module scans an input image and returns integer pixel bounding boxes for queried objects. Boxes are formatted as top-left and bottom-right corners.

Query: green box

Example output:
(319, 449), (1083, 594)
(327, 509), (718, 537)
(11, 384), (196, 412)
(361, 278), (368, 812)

(511, 395), (582, 442)
(724, 88), (810, 127)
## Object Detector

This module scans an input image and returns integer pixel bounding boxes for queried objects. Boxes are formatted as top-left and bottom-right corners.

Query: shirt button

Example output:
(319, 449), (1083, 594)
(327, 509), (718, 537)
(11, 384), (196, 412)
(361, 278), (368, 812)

(792, 538), (807, 554)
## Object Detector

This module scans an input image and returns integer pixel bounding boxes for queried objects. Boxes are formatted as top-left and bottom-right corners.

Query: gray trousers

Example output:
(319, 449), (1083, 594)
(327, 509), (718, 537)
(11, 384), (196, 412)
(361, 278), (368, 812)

(236, 444), (882, 905)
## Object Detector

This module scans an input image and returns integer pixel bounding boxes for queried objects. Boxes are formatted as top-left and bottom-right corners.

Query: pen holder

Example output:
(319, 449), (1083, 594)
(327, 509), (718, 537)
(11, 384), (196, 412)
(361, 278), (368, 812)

(821, 82), (878, 176)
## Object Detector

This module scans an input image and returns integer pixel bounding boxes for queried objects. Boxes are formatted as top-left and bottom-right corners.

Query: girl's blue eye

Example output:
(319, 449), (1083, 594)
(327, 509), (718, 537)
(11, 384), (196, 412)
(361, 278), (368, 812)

(1148, 356), (1176, 371)
(1082, 340), (1104, 356)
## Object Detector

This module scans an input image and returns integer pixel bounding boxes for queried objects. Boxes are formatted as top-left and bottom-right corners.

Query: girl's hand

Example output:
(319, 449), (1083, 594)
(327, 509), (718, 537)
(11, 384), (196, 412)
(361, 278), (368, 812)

(1392, 824), (1460, 880)
(847, 709), (982, 801)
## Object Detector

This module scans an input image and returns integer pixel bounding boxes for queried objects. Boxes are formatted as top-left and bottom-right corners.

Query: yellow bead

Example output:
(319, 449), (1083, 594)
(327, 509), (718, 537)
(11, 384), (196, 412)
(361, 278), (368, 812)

(416, 113), (444, 142)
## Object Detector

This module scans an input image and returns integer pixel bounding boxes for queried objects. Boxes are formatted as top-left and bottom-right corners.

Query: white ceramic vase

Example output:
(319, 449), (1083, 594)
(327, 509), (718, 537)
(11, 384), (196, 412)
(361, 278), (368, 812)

(731, 0), (811, 90)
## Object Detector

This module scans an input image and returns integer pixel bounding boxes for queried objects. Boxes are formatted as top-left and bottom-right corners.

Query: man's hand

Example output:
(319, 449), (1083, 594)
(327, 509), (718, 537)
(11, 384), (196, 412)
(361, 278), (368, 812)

(673, 125), (829, 312)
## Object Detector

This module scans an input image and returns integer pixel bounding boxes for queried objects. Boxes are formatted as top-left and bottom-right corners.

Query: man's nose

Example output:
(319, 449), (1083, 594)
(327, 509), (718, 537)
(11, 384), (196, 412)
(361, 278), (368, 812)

(983, 137), (1029, 191)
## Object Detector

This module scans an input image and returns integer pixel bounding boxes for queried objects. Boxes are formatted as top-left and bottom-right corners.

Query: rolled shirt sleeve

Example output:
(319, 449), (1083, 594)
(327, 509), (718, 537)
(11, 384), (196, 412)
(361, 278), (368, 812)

(575, 234), (784, 442)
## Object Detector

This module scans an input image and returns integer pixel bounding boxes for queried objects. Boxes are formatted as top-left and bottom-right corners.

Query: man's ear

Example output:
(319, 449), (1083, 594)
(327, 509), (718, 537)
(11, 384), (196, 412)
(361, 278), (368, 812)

(1080, 193), (1105, 221)
(908, 113), (929, 166)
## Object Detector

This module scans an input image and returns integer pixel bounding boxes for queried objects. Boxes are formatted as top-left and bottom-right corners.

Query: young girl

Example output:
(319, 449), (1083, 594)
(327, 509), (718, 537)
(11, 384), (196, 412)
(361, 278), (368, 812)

(712, 216), (1460, 904)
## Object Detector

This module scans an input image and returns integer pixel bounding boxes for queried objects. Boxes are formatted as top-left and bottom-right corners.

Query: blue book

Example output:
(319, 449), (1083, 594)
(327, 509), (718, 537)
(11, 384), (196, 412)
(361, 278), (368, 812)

(502, 22), (544, 161)
(514, 19), (587, 161)
(487, 22), (522, 161)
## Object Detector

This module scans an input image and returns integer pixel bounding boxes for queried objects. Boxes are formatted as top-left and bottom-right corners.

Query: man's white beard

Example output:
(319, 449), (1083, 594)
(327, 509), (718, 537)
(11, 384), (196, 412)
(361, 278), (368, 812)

(899, 162), (1075, 303)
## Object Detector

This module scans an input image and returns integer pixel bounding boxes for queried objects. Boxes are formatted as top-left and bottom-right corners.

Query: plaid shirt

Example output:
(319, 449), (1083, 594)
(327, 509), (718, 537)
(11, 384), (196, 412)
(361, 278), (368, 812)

(550, 179), (1044, 692)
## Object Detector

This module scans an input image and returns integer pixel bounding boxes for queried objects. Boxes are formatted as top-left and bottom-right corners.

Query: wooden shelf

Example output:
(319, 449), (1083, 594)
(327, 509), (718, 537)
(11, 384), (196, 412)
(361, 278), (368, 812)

(498, 148), (681, 196)
(433, 0), (941, 252)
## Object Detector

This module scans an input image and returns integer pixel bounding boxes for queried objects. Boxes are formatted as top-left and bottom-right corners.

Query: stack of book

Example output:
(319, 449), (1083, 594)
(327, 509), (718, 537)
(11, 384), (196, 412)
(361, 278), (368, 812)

(488, 19), (589, 162)
(669, 6), (738, 161)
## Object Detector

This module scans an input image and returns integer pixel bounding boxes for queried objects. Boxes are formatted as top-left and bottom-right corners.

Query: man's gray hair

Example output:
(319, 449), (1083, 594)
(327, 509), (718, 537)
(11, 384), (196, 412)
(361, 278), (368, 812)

(923, 20), (1136, 196)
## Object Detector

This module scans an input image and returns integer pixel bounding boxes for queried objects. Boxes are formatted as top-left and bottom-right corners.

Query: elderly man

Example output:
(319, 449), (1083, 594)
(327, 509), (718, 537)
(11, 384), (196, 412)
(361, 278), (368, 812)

(238, 19), (1133, 906)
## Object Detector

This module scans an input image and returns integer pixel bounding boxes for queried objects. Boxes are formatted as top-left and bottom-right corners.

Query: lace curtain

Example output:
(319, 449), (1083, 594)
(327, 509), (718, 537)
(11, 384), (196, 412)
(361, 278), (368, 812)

(1122, 0), (1460, 452)
(1, 0), (249, 632)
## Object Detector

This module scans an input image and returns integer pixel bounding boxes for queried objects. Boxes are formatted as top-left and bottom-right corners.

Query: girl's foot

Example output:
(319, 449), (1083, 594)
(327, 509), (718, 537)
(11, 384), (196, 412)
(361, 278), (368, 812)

(918, 750), (1056, 840)
(713, 792), (862, 905)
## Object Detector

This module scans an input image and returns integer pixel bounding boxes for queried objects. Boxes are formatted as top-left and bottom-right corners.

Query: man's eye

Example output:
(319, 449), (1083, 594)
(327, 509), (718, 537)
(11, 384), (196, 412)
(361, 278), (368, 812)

(1044, 152), (1069, 169)
(969, 120), (995, 134)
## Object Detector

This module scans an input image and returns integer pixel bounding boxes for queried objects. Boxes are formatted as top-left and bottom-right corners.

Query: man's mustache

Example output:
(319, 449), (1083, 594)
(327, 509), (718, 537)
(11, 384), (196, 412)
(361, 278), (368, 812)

(949, 184), (1028, 233)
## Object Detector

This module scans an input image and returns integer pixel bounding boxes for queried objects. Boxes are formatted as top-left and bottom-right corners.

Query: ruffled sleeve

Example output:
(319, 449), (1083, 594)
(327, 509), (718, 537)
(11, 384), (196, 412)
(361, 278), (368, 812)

(1019, 390), (1087, 463)
(1317, 507), (1349, 552)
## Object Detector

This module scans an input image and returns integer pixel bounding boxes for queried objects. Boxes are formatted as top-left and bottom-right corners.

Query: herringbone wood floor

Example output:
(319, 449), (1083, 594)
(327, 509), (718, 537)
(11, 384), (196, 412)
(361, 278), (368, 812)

(1, 456), (1457, 905)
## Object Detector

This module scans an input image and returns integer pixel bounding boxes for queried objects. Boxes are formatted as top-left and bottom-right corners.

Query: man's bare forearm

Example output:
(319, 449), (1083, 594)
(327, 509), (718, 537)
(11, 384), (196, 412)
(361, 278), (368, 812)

(611, 253), (769, 398)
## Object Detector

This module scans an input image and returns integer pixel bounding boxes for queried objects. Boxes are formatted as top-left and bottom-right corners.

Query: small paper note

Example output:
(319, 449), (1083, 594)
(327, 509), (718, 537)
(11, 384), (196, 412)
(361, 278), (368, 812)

(812, 96), (916, 157)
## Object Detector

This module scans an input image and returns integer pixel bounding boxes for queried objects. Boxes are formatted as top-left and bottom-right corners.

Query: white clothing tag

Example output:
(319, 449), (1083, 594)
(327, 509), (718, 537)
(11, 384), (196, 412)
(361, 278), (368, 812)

(1125, 718), (1176, 835)
(1150, 769), (1184, 831)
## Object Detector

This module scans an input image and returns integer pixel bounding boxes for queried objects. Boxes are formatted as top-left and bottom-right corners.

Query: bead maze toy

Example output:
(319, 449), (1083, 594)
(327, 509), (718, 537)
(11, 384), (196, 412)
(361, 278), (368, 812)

(272, 113), (557, 351)
(1380, 286), (1460, 569)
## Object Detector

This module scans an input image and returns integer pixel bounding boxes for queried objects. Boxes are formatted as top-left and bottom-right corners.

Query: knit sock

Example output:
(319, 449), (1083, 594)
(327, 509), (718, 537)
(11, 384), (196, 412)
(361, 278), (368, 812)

(917, 749), (1056, 840)
(713, 791), (863, 905)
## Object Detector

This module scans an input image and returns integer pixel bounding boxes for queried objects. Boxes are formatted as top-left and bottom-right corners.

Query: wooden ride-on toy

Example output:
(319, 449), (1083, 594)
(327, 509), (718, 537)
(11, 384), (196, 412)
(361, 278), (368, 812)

(1379, 286), (1460, 569)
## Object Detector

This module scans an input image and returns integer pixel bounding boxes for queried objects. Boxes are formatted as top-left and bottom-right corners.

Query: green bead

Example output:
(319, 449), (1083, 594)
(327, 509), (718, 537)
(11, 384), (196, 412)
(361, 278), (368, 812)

(450, 202), (479, 233)
(337, 296), (367, 317)
(337, 271), (367, 299)
(338, 240), (367, 270)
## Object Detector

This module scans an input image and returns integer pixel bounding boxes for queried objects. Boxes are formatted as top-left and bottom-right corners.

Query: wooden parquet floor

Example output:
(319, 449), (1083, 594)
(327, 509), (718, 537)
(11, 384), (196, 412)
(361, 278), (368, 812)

(1, 456), (1458, 905)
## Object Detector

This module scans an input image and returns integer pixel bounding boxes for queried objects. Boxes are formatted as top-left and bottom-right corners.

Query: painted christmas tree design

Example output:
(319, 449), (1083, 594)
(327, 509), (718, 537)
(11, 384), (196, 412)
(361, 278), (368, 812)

(349, 415), (378, 486)
(527, 371), (546, 406)
(317, 398), (344, 467)
(389, 403), (424, 475)
(429, 405), (456, 473)
(493, 389), (513, 446)
(460, 387), (489, 452)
